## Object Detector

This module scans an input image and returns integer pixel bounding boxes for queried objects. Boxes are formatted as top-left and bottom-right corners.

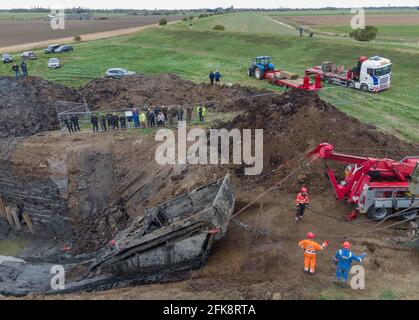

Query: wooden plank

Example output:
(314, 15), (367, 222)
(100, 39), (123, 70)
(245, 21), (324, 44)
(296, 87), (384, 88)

(22, 214), (34, 234)
(280, 71), (298, 80)
(11, 208), (22, 230)
(0, 198), (6, 218)
(4, 206), (14, 225)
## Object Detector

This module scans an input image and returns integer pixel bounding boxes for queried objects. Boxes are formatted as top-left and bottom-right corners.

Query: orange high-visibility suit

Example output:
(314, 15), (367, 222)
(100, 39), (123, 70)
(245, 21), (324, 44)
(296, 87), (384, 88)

(298, 239), (327, 273)
(295, 192), (309, 205)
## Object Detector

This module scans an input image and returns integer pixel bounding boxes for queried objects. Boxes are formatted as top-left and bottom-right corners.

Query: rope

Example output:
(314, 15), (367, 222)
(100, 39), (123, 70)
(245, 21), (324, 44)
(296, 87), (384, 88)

(229, 160), (305, 221)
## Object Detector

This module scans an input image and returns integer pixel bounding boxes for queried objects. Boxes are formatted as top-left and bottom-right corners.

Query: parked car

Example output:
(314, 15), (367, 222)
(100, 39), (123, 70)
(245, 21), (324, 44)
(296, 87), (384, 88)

(44, 44), (61, 54)
(48, 58), (61, 69)
(21, 51), (37, 60)
(55, 45), (73, 53)
(1, 53), (13, 63)
(105, 68), (135, 79)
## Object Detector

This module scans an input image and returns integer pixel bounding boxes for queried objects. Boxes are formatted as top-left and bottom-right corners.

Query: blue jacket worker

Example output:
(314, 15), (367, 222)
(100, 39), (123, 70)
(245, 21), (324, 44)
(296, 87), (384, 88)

(214, 70), (221, 83)
(333, 242), (366, 286)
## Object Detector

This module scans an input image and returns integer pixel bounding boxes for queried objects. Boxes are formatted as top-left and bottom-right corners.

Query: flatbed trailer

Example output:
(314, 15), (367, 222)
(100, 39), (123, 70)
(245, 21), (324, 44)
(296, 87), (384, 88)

(264, 70), (320, 91)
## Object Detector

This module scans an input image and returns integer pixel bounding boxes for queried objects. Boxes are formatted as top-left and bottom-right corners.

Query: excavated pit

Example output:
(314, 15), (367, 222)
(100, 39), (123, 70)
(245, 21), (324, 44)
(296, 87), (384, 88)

(0, 74), (418, 297)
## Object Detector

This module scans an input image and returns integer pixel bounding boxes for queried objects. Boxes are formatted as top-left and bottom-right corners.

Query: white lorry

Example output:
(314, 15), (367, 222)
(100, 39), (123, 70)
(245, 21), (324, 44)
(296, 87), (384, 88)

(306, 56), (392, 92)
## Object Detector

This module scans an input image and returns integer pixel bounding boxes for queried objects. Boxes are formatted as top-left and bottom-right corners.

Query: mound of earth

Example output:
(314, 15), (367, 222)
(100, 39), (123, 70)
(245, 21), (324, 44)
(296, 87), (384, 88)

(0, 77), (81, 138)
(81, 73), (267, 112)
(223, 90), (417, 193)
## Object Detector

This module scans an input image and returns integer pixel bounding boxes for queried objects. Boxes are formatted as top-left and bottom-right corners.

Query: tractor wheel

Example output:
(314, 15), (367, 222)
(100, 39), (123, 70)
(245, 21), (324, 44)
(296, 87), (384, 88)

(346, 81), (355, 89)
(255, 68), (264, 80)
(399, 208), (418, 220)
(367, 205), (391, 220)
(360, 84), (369, 92)
(247, 68), (254, 77)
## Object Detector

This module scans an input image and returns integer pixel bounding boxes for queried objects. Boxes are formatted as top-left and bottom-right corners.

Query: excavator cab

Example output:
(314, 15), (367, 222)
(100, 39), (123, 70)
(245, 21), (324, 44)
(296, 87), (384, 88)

(321, 61), (333, 72)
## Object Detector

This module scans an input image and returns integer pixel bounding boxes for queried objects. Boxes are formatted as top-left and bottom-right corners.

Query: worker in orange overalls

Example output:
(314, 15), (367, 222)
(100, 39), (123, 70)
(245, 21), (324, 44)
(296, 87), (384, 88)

(295, 186), (309, 223)
(298, 232), (328, 274)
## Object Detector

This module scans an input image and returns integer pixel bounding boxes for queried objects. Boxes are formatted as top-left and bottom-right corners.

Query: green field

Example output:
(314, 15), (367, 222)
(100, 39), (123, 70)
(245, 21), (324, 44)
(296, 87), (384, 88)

(174, 12), (297, 34)
(266, 8), (419, 16)
(314, 24), (419, 40)
(1, 12), (418, 142)
(0, 11), (48, 20)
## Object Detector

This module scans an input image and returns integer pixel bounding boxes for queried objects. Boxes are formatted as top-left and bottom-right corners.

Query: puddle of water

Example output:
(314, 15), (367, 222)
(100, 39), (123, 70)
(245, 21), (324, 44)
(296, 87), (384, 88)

(0, 238), (27, 256)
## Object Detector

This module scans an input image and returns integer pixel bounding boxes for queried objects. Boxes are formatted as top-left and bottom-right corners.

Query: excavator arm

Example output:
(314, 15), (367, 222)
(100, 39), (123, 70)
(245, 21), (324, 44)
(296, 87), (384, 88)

(306, 143), (369, 165)
(306, 143), (419, 202)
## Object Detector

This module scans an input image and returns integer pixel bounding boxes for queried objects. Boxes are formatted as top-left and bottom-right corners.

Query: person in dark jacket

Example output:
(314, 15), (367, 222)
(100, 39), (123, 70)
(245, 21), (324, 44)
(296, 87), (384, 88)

(112, 113), (119, 129)
(119, 114), (127, 129)
(64, 116), (74, 134)
(71, 114), (80, 132)
(177, 107), (184, 121)
(106, 113), (112, 129)
(186, 107), (193, 123)
(91, 114), (99, 132)
(154, 106), (161, 119)
(149, 111), (156, 127)
(100, 114), (107, 131)
(214, 70), (221, 84)
(146, 108), (152, 127)
(209, 71), (215, 85)
(12, 64), (20, 78)
(20, 61), (28, 77)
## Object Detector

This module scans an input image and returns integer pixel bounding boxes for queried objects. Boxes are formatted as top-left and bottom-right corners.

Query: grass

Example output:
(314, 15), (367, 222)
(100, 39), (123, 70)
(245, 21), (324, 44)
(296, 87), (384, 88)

(174, 12), (297, 35)
(0, 12), (418, 142)
(266, 8), (419, 16)
(0, 12), (47, 20)
(380, 289), (399, 300)
(314, 24), (419, 40)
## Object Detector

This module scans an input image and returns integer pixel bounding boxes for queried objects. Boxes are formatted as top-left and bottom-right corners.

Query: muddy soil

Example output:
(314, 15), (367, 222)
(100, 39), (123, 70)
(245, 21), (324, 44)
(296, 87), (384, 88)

(0, 74), (266, 139)
(223, 89), (418, 193)
(81, 73), (268, 112)
(0, 74), (418, 299)
(0, 77), (81, 138)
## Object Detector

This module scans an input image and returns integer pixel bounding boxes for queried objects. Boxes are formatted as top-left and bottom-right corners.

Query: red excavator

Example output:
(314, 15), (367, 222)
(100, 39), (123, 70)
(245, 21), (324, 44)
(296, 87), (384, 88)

(306, 143), (419, 221)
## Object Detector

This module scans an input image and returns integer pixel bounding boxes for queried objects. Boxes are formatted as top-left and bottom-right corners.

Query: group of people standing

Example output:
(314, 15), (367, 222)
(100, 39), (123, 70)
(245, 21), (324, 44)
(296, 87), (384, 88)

(12, 62), (29, 78)
(294, 187), (366, 288)
(61, 105), (208, 134)
(62, 114), (81, 133)
(209, 70), (221, 85)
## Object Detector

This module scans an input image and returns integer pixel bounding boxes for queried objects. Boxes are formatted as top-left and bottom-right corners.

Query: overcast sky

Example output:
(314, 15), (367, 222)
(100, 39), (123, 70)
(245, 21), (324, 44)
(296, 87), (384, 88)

(3, 1), (419, 10)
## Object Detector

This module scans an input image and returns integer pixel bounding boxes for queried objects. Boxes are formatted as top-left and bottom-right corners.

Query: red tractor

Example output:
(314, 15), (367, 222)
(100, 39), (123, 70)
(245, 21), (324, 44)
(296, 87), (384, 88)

(307, 143), (419, 221)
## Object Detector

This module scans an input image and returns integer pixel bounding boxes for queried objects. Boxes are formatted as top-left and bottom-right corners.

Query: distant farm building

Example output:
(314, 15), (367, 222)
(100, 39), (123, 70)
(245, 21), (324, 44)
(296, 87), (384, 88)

(65, 13), (94, 20)
(44, 12), (94, 21)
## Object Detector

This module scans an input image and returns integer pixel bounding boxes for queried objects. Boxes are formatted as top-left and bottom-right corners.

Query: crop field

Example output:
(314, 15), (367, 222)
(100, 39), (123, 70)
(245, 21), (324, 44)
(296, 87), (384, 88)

(268, 11), (419, 42)
(0, 11), (418, 142)
(266, 8), (419, 16)
(0, 15), (181, 48)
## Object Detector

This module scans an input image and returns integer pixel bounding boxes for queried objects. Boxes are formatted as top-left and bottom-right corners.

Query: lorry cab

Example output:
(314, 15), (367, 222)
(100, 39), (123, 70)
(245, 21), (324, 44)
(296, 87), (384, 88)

(352, 56), (391, 92)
